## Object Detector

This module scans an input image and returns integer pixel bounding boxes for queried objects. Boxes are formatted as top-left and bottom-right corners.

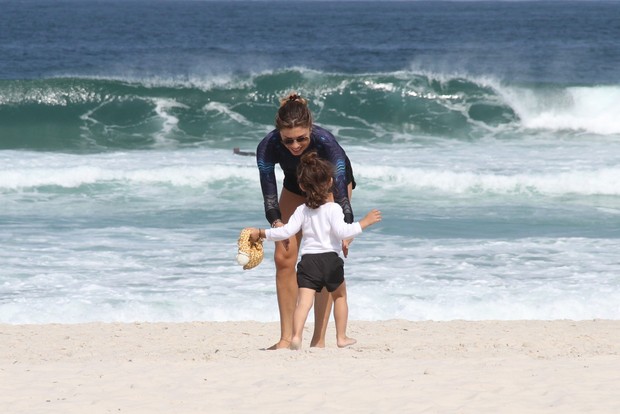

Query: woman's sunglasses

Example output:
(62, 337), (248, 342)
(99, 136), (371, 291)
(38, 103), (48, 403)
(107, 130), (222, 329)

(281, 136), (309, 146)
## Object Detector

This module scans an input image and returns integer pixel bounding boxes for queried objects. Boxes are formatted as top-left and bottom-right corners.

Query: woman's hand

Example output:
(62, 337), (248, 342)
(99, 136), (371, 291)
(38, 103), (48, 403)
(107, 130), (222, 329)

(281, 239), (290, 250)
(342, 238), (353, 258)
(272, 220), (290, 250)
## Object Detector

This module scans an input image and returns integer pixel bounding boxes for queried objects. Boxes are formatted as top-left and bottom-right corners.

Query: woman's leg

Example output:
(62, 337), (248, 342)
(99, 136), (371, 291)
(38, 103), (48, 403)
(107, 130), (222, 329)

(310, 182), (354, 347)
(268, 188), (305, 350)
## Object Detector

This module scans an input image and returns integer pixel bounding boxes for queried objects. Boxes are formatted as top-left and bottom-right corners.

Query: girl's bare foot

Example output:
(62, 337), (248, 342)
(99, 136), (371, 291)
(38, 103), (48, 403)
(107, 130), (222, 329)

(266, 338), (290, 350)
(289, 338), (302, 350)
(337, 337), (357, 348)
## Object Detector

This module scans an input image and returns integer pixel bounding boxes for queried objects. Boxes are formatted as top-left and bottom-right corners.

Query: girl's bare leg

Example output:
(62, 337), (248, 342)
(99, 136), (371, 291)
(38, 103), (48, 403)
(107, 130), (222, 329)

(331, 281), (357, 348)
(310, 288), (332, 347)
(290, 288), (316, 350)
(267, 189), (305, 350)
(310, 182), (354, 347)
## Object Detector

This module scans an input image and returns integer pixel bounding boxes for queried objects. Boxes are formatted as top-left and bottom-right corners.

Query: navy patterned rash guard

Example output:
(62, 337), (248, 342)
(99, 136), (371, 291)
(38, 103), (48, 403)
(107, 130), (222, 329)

(256, 125), (355, 225)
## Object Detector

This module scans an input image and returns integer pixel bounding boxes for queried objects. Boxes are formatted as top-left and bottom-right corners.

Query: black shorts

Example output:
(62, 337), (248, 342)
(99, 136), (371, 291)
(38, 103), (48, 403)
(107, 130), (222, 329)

(296, 252), (345, 292)
(283, 156), (356, 196)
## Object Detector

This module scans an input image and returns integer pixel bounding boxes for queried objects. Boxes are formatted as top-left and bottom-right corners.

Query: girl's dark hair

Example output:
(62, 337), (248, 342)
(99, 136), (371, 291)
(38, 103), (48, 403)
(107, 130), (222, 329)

(297, 151), (334, 209)
(275, 92), (313, 130)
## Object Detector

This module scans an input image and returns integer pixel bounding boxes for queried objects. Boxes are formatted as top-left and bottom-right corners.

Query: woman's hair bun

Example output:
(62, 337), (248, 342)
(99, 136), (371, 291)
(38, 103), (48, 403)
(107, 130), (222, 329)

(275, 92), (312, 130)
(280, 92), (307, 107)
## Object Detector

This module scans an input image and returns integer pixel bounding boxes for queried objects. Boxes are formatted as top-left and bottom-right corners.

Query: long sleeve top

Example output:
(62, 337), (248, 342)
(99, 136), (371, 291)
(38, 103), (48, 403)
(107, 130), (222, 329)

(256, 125), (354, 225)
(265, 202), (362, 256)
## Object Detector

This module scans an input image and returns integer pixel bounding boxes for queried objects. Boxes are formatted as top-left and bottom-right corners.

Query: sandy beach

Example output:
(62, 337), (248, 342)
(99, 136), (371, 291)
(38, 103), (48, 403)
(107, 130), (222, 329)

(1, 320), (619, 413)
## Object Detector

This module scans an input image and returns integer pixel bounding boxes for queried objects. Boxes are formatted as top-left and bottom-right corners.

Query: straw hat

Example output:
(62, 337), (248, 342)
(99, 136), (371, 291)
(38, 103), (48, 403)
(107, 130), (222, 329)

(236, 228), (264, 270)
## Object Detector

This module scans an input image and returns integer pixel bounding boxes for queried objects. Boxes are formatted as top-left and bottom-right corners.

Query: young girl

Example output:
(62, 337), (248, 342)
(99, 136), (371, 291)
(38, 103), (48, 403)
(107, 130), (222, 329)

(247, 151), (381, 350)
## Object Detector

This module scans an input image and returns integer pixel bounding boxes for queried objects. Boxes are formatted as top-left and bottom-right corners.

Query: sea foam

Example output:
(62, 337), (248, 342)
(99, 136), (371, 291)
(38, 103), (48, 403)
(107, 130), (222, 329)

(501, 85), (620, 135)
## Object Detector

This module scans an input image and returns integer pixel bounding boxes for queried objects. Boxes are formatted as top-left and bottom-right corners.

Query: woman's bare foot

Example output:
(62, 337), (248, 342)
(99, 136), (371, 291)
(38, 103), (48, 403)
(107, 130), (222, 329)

(309, 339), (325, 348)
(337, 337), (357, 348)
(266, 339), (290, 350)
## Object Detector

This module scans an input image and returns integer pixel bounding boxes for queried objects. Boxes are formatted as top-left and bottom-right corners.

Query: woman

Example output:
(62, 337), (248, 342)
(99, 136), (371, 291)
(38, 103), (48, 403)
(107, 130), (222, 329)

(256, 93), (356, 350)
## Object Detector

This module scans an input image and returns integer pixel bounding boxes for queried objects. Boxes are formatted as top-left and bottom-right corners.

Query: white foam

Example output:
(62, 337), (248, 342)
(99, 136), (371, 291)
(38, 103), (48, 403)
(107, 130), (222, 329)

(500, 85), (620, 135)
(2, 234), (619, 323)
(3, 145), (620, 198)
(355, 165), (620, 197)
(151, 98), (188, 146)
(0, 149), (259, 190)
(203, 101), (253, 126)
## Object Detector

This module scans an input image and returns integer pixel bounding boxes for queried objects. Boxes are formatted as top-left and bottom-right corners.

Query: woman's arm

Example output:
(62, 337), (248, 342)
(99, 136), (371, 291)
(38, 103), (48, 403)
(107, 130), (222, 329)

(256, 132), (282, 225)
(315, 127), (354, 223)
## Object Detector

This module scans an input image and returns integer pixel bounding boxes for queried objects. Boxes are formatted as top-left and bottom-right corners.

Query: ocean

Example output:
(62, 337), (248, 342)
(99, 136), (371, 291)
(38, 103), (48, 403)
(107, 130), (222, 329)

(1, 0), (619, 324)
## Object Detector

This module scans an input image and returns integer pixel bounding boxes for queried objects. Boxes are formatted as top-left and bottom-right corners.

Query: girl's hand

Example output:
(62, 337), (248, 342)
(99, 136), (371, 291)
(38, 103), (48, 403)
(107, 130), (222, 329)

(247, 228), (261, 243)
(360, 209), (382, 229)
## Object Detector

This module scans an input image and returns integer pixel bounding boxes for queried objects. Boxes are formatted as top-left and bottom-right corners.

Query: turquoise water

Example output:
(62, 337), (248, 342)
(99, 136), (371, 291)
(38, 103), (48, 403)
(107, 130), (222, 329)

(1, 1), (619, 323)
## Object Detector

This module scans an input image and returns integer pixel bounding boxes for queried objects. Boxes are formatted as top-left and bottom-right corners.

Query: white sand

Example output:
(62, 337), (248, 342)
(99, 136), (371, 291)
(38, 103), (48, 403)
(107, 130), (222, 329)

(1, 320), (619, 413)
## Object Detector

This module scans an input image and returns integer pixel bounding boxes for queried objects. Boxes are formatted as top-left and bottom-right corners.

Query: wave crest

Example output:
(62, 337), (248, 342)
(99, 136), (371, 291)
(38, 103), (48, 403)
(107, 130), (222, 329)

(1, 70), (619, 152)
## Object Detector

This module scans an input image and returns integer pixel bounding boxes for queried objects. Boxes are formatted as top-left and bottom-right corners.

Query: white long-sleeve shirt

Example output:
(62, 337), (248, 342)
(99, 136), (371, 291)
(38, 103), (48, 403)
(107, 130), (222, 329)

(265, 202), (363, 255)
